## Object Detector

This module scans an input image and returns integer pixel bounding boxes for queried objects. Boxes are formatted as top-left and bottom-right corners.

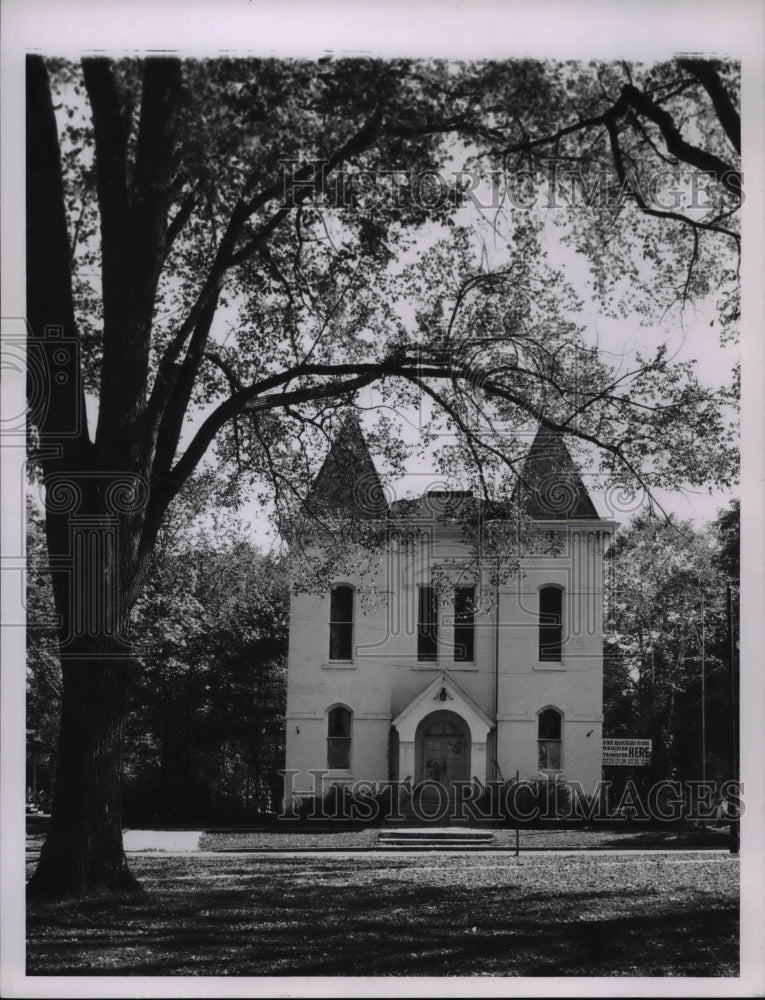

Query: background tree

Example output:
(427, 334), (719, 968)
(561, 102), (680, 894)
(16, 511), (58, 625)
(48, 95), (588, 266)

(26, 499), (60, 810)
(604, 500), (739, 786)
(124, 496), (288, 824)
(26, 54), (739, 894)
(27, 476), (288, 826)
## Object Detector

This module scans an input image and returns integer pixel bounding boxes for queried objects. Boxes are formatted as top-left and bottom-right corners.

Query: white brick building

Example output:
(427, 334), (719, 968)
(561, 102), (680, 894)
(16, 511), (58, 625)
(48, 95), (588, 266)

(284, 419), (615, 804)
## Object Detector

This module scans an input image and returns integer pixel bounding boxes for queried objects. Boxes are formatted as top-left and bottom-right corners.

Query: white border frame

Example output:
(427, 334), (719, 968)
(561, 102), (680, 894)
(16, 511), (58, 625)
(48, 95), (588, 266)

(2, 2), (763, 997)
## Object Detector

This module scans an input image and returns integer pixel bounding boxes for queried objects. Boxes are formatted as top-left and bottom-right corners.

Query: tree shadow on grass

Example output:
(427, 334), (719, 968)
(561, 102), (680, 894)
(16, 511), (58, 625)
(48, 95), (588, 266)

(602, 829), (728, 850)
(27, 873), (739, 978)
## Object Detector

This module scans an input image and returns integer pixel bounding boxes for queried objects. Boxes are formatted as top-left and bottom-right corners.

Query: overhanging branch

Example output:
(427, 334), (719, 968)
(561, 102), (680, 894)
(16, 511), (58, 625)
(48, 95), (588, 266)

(620, 83), (740, 197)
(677, 59), (740, 155)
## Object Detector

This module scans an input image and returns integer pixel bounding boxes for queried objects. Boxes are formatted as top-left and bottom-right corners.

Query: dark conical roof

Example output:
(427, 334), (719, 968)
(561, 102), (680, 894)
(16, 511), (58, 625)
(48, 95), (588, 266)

(512, 425), (600, 520)
(307, 414), (389, 519)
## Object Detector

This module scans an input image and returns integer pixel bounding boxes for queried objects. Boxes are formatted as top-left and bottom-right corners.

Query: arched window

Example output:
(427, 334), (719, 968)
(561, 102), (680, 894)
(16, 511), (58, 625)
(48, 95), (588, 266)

(539, 586), (563, 662)
(329, 585), (353, 661)
(538, 707), (562, 770)
(327, 705), (352, 769)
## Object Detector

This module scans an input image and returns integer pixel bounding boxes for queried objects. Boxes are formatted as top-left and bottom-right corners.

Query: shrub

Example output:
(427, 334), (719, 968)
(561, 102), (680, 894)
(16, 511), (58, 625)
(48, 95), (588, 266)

(496, 777), (574, 827)
(291, 783), (403, 825)
(122, 771), (256, 826)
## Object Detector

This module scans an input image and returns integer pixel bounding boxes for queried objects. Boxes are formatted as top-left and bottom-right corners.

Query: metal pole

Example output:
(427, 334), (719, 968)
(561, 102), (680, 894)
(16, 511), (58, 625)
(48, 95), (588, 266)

(494, 573), (500, 778)
(700, 592), (706, 786)
(727, 586), (737, 767)
(727, 585), (739, 854)
(515, 769), (520, 857)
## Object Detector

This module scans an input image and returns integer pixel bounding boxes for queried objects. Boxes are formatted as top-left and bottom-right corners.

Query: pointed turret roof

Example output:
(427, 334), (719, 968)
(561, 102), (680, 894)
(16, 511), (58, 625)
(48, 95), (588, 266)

(306, 419), (598, 523)
(307, 414), (389, 519)
(512, 425), (600, 520)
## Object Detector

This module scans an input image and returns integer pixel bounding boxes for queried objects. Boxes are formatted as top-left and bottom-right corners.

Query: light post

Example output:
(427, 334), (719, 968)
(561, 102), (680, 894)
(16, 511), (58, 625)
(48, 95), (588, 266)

(700, 590), (706, 786)
(726, 584), (739, 854)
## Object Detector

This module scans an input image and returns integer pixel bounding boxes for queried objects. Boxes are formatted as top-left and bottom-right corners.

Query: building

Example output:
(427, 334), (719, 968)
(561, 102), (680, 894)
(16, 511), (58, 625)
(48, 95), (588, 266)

(283, 417), (616, 807)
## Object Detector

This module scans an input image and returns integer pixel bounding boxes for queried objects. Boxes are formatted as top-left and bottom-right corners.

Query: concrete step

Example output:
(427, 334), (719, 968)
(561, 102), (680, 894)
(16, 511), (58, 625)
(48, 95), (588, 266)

(384, 811), (472, 827)
(377, 827), (495, 849)
(378, 844), (494, 850)
(380, 836), (495, 843)
(381, 827), (493, 838)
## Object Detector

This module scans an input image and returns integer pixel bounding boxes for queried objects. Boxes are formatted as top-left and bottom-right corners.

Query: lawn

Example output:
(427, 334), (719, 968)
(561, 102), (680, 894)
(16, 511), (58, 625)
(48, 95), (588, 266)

(26, 814), (735, 854)
(26, 852), (739, 977)
(196, 824), (731, 852)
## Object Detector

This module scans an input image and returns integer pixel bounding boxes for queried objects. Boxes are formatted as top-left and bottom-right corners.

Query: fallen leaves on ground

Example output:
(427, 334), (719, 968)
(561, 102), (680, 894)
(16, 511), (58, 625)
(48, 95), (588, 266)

(26, 853), (739, 978)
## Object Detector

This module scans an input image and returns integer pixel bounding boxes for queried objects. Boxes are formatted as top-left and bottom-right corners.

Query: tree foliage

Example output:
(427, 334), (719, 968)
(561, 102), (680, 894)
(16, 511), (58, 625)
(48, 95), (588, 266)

(26, 476), (288, 824)
(124, 486), (288, 823)
(604, 502), (739, 784)
(39, 55), (740, 544)
(26, 499), (61, 806)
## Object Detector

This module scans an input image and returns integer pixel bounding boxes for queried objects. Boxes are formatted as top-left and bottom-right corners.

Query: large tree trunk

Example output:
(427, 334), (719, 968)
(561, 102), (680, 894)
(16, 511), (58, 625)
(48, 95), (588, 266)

(27, 644), (139, 898)
(27, 473), (145, 898)
(27, 55), (144, 896)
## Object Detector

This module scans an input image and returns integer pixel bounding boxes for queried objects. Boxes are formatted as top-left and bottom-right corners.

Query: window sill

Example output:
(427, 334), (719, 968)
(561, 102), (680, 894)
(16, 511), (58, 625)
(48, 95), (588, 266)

(534, 661), (567, 671)
(322, 661), (356, 670)
(411, 662), (479, 672)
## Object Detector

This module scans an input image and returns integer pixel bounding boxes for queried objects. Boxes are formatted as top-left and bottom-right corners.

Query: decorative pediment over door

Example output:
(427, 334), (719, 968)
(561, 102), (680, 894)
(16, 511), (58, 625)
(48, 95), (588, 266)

(392, 671), (494, 744)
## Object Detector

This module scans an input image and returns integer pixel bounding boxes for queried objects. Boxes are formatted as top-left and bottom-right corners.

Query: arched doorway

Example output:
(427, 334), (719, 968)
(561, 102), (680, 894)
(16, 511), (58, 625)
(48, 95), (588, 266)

(415, 711), (470, 787)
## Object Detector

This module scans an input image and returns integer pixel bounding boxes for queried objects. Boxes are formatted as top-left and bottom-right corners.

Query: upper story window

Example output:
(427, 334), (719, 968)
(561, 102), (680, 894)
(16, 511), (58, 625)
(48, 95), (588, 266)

(329, 585), (353, 661)
(327, 705), (352, 769)
(417, 585), (438, 662)
(454, 585), (476, 662)
(539, 585), (563, 662)
(538, 707), (562, 770)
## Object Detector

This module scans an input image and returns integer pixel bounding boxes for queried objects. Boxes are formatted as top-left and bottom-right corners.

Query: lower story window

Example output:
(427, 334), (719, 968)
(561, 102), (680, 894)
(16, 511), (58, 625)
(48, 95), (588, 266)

(538, 707), (562, 770)
(327, 705), (352, 769)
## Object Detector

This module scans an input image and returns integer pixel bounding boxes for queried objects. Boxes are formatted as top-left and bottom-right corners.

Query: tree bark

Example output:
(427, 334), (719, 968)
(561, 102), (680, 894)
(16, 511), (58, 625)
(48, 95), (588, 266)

(28, 460), (145, 897)
(27, 641), (140, 898)
(27, 55), (144, 896)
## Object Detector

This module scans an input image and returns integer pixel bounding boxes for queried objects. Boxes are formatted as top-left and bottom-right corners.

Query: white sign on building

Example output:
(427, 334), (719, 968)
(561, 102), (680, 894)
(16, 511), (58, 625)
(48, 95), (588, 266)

(602, 739), (652, 766)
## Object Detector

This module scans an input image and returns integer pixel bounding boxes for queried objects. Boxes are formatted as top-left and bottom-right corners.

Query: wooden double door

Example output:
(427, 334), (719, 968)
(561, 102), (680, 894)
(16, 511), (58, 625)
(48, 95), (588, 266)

(421, 715), (469, 786)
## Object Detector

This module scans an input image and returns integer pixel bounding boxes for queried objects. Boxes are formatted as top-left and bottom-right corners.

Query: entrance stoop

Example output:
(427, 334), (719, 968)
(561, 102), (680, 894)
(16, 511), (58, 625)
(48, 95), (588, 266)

(377, 827), (495, 849)
(380, 788), (503, 830)
(388, 800), (470, 827)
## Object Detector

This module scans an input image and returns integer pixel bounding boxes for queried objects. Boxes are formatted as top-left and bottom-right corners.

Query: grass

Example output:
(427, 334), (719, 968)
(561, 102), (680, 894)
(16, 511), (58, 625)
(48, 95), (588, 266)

(26, 852), (739, 977)
(197, 824), (731, 852)
(27, 823), (732, 856)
